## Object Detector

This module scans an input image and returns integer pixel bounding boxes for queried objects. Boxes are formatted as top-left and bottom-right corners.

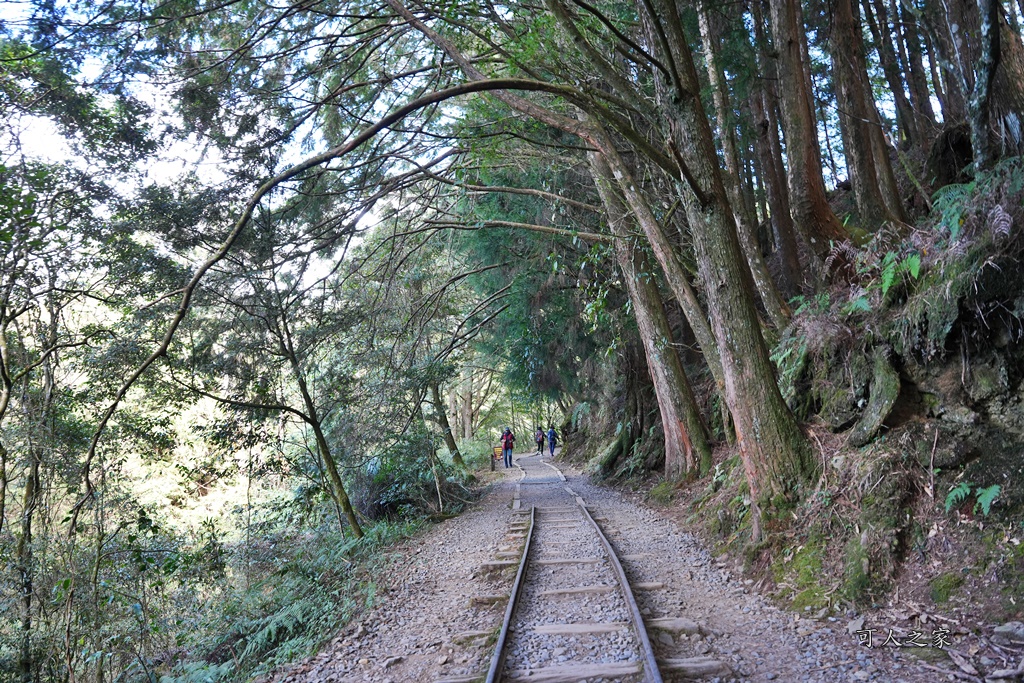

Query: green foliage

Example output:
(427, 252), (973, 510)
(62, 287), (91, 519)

(454, 438), (496, 469)
(928, 572), (964, 603)
(791, 292), (830, 315)
(648, 480), (675, 505)
(944, 481), (973, 512)
(840, 250), (924, 317)
(571, 402), (592, 430)
(879, 252), (921, 298)
(932, 182), (973, 241)
(976, 485), (1002, 516)
(931, 158), (1023, 242)
(945, 481), (1002, 516)
(773, 537), (829, 611)
(162, 519), (419, 683)
(771, 333), (809, 408)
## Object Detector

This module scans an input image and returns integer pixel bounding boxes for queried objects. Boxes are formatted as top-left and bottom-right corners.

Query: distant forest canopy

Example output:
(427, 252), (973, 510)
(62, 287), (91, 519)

(2, 0), (1024, 680)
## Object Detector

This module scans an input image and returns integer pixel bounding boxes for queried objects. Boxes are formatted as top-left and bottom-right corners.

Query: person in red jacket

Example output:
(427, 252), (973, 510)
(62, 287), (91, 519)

(500, 427), (516, 468)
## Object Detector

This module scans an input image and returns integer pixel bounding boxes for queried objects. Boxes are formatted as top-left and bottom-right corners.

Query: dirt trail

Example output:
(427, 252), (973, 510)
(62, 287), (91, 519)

(275, 455), (953, 682)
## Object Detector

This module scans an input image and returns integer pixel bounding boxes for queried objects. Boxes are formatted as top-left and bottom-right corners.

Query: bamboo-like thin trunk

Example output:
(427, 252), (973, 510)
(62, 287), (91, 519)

(461, 365), (473, 440)
(18, 459), (38, 683)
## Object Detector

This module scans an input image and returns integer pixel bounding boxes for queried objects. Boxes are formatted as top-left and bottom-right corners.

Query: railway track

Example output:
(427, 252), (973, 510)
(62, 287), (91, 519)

(440, 454), (730, 683)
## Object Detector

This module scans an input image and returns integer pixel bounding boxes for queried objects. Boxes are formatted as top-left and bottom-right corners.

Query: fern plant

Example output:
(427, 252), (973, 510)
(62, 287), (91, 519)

(944, 481), (972, 512)
(975, 485), (1001, 516)
(932, 182), (974, 241)
(944, 481), (1001, 516)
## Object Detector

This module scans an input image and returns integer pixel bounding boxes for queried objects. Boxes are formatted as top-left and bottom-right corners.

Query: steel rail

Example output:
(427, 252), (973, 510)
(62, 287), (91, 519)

(484, 505), (535, 683)
(579, 502), (664, 683)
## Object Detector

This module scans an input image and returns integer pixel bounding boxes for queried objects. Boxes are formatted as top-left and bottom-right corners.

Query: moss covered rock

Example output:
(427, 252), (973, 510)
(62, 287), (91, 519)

(848, 347), (901, 446)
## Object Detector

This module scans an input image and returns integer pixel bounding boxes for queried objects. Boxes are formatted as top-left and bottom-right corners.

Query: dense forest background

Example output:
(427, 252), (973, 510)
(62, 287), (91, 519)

(2, 0), (1024, 679)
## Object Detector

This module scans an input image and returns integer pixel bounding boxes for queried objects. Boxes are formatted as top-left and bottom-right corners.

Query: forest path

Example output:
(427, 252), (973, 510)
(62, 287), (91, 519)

(274, 454), (942, 683)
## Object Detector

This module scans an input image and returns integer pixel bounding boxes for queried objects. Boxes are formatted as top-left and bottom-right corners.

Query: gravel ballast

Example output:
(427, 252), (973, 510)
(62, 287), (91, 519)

(274, 453), (963, 683)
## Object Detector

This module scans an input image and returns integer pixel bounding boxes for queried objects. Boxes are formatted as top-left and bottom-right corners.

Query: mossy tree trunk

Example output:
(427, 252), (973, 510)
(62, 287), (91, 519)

(633, 0), (817, 522)
(590, 152), (712, 478)
(281, 320), (364, 538)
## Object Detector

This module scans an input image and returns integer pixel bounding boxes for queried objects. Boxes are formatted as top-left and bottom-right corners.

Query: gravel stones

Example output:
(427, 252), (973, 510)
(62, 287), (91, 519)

(273, 453), (963, 683)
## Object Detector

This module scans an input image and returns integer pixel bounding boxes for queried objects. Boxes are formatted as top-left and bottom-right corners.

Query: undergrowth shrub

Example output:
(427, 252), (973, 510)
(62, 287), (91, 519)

(455, 437), (497, 469)
(162, 518), (419, 683)
(351, 428), (473, 519)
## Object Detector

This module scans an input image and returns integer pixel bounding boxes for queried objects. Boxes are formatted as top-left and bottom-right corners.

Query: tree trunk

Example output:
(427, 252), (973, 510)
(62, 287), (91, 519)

(429, 382), (465, 467)
(590, 152), (712, 477)
(750, 0), (805, 295)
(832, 0), (903, 229)
(862, 0), (918, 146)
(634, 0), (815, 519)
(749, 88), (803, 297)
(920, 28), (949, 120)
(461, 365), (473, 440)
(698, 1), (790, 330)
(283, 338), (363, 538)
(585, 123), (728, 398)
(767, 0), (849, 251)
(896, 0), (939, 140)
(910, 0), (975, 122)
(991, 9), (1024, 158)
(18, 458), (38, 683)
(307, 411), (363, 538)
(910, 0), (1024, 161)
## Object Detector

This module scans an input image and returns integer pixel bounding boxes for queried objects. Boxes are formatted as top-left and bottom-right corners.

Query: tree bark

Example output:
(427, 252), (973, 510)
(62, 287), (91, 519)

(698, 1), (790, 330)
(910, 0), (975, 122)
(584, 124), (727, 398)
(831, 0), (904, 229)
(281, 325), (363, 538)
(750, 0), (805, 295)
(909, 0), (1024, 161)
(632, 0), (815, 517)
(991, 8), (1024, 158)
(924, 29), (952, 119)
(862, 0), (918, 145)
(896, 0), (939, 140)
(429, 382), (465, 467)
(590, 152), (712, 477)
(749, 89), (803, 298)
(767, 0), (849, 251)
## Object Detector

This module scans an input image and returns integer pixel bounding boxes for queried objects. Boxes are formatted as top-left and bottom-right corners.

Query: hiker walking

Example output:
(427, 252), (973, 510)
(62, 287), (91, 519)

(534, 427), (545, 455)
(547, 426), (558, 456)
(500, 427), (516, 468)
